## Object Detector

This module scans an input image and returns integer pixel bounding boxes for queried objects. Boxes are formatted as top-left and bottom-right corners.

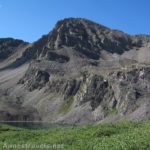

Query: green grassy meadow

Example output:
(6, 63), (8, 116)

(0, 121), (150, 150)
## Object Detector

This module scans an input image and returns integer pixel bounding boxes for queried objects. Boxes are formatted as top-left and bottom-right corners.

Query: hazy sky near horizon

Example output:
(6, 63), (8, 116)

(0, 0), (150, 42)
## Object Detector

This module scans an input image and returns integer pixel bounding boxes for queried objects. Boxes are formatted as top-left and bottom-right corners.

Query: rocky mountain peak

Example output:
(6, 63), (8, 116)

(1, 18), (150, 68)
(54, 18), (108, 30)
(34, 18), (133, 60)
(39, 18), (150, 61)
(3, 18), (150, 69)
(47, 18), (108, 50)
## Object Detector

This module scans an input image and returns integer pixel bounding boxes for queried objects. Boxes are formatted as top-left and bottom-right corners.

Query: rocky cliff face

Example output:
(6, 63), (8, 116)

(0, 18), (150, 124)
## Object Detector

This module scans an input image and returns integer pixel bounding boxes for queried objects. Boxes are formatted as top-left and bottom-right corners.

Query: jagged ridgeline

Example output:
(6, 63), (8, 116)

(0, 18), (150, 124)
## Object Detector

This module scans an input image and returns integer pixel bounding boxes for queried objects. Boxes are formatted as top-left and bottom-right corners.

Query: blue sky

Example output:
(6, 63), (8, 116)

(0, 0), (150, 42)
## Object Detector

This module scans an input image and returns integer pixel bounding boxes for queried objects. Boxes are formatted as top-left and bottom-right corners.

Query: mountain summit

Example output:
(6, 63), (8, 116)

(0, 18), (150, 124)
(2, 18), (149, 66)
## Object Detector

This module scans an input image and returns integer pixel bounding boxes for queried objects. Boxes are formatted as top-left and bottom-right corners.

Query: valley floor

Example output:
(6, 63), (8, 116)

(0, 121), (150, 150)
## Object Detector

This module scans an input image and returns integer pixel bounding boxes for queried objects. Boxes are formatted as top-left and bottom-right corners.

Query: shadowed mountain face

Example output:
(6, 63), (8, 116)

(0, 38), (28, 61)
(0, 18), (150, 124)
